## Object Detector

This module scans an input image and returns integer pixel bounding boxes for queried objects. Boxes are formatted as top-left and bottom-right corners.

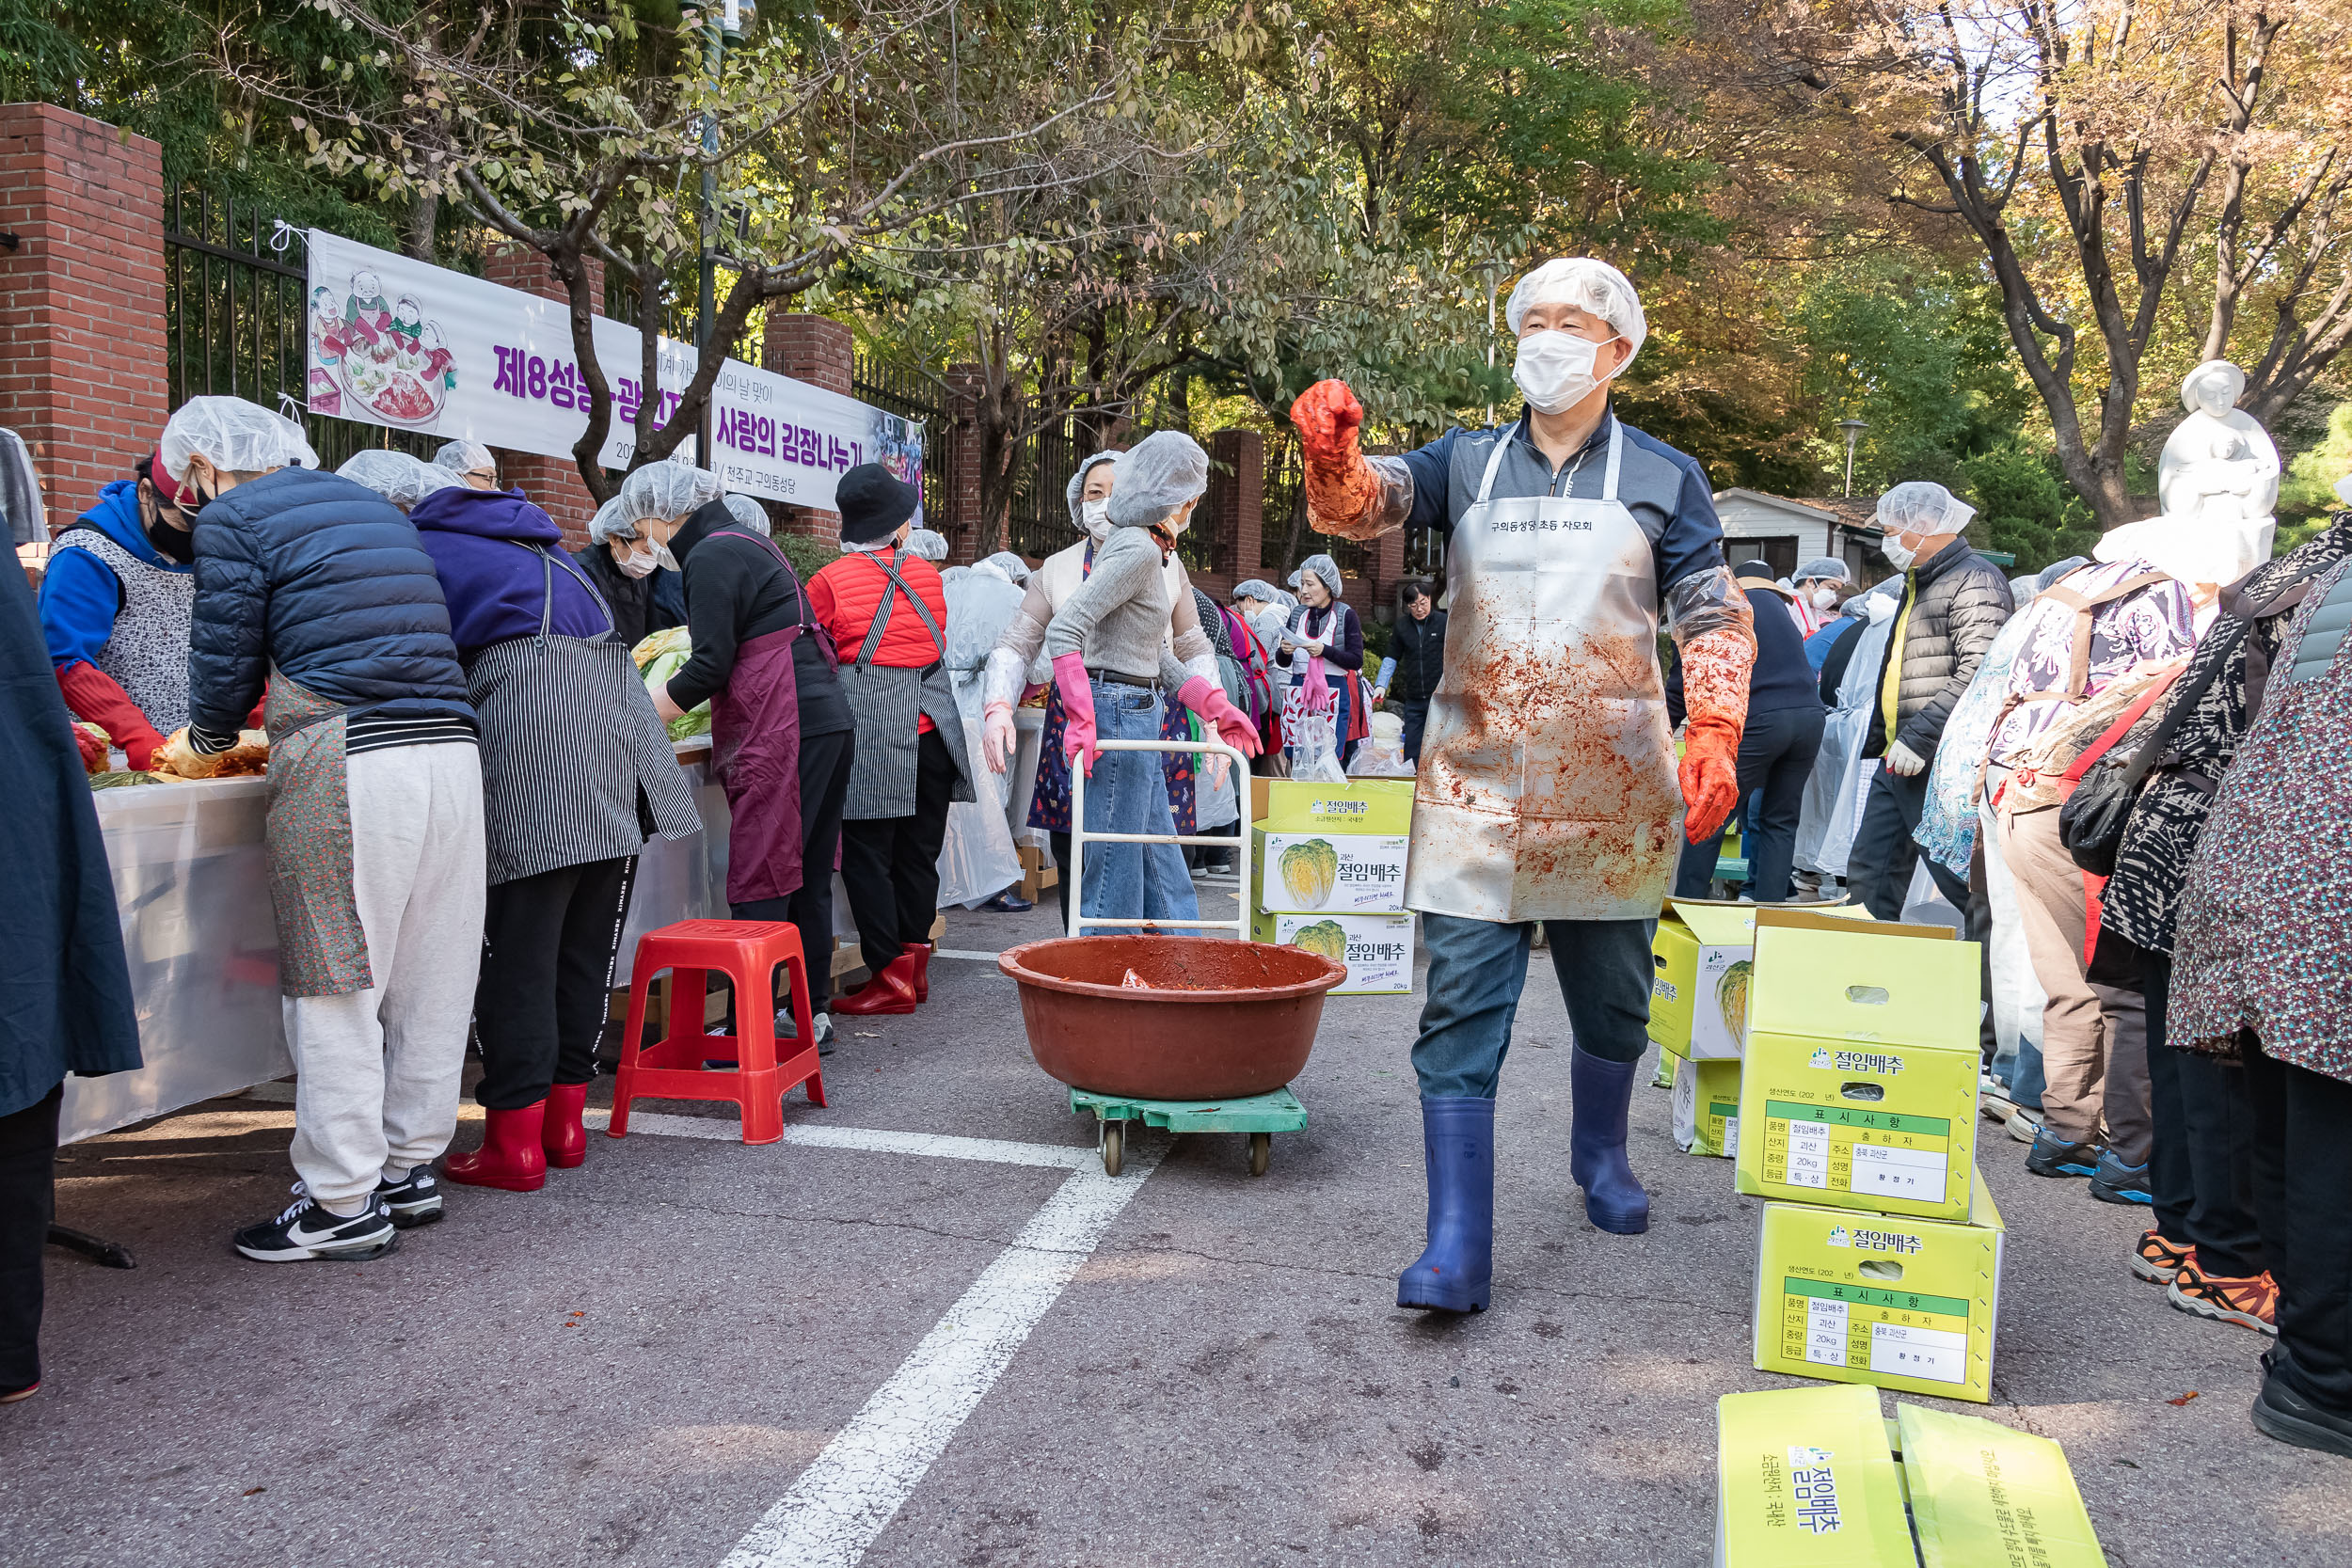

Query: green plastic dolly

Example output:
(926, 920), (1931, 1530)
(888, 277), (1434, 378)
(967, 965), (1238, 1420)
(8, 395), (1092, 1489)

(1070, 1085), (1308, 1178)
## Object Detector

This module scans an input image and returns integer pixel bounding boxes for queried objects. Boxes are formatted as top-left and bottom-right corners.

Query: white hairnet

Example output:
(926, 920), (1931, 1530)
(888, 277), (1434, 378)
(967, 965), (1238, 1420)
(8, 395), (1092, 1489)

(1064, 450), (1120, 529)
(588, 496), (636, 546)
(1876, 481), (1976, 538)
(1794, 557), (1850, 584)
(433, 438), (497, 477)
(1232, 578), (1280, 604)
(2035, 555), (2090, 594)
(981, 550), (1030, 585)
(338, 450), (451, 509)
(906, 527), (950, 562)
(1289, 554), (1343, 599)
(1503, 258), (1648, 369)
(616, 460), (723, 528)
(159, 396), (319, 484)
(722, 493), (771, 537)
(1105, 431), (1209, 529)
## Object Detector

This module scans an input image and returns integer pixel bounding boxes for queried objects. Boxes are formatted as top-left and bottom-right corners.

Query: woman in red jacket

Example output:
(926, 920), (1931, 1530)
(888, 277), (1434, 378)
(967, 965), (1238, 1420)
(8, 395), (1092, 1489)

(806, 467), (976, 1014)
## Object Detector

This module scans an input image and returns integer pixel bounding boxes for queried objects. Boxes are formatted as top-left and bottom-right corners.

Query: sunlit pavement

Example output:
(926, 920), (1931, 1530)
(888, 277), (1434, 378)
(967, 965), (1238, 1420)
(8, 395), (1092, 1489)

(2, 882), (2338, 1567)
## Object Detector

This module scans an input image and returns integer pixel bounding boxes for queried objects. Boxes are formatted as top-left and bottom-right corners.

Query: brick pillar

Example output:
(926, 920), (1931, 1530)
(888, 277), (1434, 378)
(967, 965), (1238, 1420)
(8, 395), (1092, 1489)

(946, 365), (988, 554)
(760, 312), (855, 543)
(1372, 527), (1406, 619)
(481, 241), (606, 547)
(0, 105), (166, 536)
(1206, 429), (1263, 591)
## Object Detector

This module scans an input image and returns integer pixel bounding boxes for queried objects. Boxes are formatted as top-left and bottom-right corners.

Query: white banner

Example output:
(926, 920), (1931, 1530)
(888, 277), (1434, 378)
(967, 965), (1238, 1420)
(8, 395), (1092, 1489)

(303, 229), (922, 511)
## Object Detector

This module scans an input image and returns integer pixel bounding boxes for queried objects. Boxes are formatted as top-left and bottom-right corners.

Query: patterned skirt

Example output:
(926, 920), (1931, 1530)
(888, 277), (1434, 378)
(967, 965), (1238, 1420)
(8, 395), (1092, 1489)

(1026, 682), (1196, 835)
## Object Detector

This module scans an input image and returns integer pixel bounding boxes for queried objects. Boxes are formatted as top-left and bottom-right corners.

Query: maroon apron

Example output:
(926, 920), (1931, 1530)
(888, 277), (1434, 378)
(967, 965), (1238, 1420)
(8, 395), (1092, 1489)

(711, 627), (806, 904)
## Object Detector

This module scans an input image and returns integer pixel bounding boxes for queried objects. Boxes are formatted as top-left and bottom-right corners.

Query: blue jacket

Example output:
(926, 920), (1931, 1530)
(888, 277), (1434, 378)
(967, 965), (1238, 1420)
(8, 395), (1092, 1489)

(40, 479), (190, 672)
(0, 559), (141, 1117)
(411, 486), (610, 654)
(186, 467), (474, 736)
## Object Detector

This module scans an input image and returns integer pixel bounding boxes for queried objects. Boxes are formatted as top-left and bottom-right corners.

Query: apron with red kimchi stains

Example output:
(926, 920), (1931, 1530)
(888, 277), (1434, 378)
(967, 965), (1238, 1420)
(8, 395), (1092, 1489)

(1406, 421), (1681, 922)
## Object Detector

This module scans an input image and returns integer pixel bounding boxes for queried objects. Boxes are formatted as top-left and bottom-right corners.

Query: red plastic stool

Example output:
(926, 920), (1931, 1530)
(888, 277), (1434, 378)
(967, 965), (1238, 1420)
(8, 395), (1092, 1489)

(609, 920), (826, 1145)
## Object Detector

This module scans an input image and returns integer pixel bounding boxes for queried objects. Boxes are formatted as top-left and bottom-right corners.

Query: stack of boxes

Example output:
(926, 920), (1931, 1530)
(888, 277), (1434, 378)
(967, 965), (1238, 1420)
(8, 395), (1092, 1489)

(1735, 911), (2004, 1403)
(1246, 779), (1416, 994)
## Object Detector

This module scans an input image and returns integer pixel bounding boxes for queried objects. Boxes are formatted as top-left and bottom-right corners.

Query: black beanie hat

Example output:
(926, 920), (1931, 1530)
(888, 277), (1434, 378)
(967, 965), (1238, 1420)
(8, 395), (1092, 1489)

(836, 463), (922, 545)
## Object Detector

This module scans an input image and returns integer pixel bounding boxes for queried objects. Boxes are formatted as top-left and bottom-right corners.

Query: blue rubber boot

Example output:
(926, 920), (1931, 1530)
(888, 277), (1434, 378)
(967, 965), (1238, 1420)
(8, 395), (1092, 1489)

(1569, 1047), (1650, 1235)
(1396, 1096), (1494, 1313)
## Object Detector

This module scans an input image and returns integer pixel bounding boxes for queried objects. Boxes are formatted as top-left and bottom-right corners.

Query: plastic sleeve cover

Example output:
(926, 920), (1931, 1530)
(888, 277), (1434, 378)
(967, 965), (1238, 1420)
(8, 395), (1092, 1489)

(1663, 564), (1756, 650)
(1308, 454), (1417, 541)
(982, 646), (1028, 712)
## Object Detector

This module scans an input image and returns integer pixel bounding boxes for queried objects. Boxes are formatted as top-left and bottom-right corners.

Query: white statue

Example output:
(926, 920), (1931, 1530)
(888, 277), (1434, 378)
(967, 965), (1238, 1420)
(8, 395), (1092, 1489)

(2157, 360), (2279, 524)
(2098, 359), (2277, 594)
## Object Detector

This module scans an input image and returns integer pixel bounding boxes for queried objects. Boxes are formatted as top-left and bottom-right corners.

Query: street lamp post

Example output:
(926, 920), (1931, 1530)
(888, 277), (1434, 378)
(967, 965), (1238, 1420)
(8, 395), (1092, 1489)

(1836, 418), (1869, 498)
(697, 0), (753, 469)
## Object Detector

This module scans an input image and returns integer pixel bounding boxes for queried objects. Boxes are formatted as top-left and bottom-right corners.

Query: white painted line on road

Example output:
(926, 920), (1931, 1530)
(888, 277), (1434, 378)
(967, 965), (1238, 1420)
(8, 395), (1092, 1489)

(717, 1136), (1166, 1568)
(930, 947), (1006, 962)
(587, 1108), (1088, 1170)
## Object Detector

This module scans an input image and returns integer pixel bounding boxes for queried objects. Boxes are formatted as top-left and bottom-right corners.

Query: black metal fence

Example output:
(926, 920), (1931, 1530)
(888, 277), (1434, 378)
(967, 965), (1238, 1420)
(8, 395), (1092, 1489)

(1262, 437), (1369, 582)
(1006, 409), (1086, 562)
(852, 356), (959, 537)
(164, 189), (439, 470)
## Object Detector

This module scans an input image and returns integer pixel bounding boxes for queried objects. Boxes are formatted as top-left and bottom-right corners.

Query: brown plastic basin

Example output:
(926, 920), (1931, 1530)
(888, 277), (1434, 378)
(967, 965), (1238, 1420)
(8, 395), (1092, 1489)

(997, 936), (1349, 1101)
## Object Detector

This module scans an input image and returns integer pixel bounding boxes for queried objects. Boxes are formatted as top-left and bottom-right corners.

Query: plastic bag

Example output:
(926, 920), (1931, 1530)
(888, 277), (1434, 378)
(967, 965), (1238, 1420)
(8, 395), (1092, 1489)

(1346, 736), (1414, 778)
(630, 627), (709, 740)
(1289, 711), (1348, 783)
(935, 714), (1024, 906)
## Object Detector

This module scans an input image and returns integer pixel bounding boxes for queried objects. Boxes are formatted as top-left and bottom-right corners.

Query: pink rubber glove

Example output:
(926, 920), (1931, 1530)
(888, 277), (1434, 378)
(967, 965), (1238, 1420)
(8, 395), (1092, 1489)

(982, 700), (1018, 774)
(1176, 676), (1262, 758)
(1052, 653), (1099, 775)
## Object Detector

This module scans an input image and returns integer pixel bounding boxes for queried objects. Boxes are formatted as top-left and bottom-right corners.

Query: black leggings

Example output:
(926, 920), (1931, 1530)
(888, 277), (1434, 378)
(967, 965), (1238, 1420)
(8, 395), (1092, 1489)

(474, 857), (638, 1110)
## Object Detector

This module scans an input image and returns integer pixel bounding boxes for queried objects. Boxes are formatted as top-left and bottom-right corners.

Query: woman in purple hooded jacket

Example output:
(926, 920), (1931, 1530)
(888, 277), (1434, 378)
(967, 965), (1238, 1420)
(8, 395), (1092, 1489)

(400, 464), (699, 1196)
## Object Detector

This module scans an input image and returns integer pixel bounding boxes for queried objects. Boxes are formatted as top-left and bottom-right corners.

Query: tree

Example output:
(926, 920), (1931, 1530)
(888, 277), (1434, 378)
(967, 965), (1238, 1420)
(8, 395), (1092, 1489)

(1750, 0), (2352, 529)
(2277, 398), (2352, 546)
(1961, 442), (2101, 572)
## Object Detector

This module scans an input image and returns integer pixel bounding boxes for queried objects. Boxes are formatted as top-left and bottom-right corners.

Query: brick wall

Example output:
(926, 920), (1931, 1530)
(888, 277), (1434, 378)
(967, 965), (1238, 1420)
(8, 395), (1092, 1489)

(481, 241), (606, 546)
(761, 312), (852, 543)
(946, 365), (987, 555)
(0, 103), (167, 535)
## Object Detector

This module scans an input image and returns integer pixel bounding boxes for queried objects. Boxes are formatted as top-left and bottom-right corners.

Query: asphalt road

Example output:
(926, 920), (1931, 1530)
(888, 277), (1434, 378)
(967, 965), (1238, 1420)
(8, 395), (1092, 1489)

(2, 881), (2339, 1567)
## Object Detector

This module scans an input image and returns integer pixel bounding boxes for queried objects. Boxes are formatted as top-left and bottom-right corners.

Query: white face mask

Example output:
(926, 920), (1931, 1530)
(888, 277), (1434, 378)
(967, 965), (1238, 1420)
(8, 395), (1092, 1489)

(1809, 586), (1840, 610)
(1513, 328), (1618, 415)
(1081, 498), (1112, 540)
(617, 544), (659, 579)
(648, 537), (679, 574)
(1880, 533), (1920, 572)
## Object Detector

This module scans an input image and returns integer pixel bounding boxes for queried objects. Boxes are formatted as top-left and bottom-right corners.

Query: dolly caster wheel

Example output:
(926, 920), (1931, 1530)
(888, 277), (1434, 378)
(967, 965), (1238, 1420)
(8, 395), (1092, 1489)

(1248, 1132), (1270, 1178)
(1101, 1120), (1124, 1177)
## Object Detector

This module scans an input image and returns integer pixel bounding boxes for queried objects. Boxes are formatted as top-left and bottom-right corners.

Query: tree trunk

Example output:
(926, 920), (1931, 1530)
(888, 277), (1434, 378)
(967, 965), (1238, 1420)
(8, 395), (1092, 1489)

(403, 191), (439, 263)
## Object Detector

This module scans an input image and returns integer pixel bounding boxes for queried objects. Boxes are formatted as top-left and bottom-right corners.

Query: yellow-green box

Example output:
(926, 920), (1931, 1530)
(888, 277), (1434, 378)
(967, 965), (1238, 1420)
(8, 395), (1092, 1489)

(1714, 1385), (1916, 1567)
(1753, 1168), (2005, 1404)
(1248, 777), (1414, 833)
(1675, 1054), (1742, 1158)
(1651, 901), (1873, 1061)
(1249, 910), (1414, 994)
(1735, 913), (1980, 1220)
(1899, 1402), (2106, 1567)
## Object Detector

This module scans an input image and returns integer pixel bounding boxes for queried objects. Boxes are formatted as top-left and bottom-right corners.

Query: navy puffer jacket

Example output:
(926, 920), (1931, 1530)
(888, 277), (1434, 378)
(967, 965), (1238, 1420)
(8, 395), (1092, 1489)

(186, 466), (474, 736)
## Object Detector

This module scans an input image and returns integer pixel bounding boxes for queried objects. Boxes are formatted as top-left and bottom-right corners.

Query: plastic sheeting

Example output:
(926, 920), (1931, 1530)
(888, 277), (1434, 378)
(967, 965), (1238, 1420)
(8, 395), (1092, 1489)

(1978, 793), (2047, 1072)
(937, 567), (1030, 906)
(62, 778), (293, 1143)
(1794, 591), (1899, 877)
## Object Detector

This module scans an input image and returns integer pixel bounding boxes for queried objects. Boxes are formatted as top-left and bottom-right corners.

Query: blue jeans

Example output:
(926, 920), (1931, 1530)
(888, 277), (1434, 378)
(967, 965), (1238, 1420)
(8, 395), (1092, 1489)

(1412, 914), (1654, 1099)
(1076, 678), (1199, 927)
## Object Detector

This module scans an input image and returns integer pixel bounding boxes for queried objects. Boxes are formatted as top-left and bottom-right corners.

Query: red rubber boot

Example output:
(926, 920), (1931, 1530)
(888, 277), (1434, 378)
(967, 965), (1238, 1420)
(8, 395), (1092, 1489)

(834, 952), (920, 1017)
(442, 1103), (548, 1192)
(543, 1083), (589, 1170)
(909, 942), (932, 1003)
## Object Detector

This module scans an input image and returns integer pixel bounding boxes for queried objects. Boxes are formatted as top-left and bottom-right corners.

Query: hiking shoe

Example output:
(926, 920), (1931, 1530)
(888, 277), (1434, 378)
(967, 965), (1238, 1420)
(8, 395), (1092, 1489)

(2005, 1106), (2045, 1145)
(233, 1189), (398, 1262)
(374, 1166), (444, 1228)
(2025, 1128), (2101, 1179)
(2252, 1370), (2352, 1458)
(2089, 1149), (2153, 1205)
(2132, 1232), (2193, 1286)
(2168, 1261), (2279, 1335)
(1979, 1073), (2018, 1123)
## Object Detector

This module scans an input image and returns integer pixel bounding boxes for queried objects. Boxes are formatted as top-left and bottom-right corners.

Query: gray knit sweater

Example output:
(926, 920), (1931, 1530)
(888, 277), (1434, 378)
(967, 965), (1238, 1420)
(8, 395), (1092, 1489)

(1043, 524), (1194, 689)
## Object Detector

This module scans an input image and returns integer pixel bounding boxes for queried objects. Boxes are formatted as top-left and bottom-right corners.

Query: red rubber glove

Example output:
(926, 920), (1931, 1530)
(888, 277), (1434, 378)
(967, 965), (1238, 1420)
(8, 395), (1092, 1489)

(1677, 627), (1754, 844)
(1052, 653), (1099, 775)
(56, 660), (166, 770)
(1288, 380), (1387, 536)
(1176, 676), (1262, 758)
(72, 723), (104, 772)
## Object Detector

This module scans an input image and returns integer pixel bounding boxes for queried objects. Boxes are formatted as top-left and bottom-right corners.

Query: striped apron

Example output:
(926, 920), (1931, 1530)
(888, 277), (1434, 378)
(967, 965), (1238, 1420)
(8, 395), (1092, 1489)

(466, 546), (698, 887)
(836, 548), (975, 821)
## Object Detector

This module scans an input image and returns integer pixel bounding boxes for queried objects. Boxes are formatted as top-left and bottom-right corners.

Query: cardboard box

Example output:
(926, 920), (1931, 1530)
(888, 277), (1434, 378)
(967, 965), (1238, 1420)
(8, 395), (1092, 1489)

(1899, 1403), (2106, 1568)
(1017, 839), (1058, 904)
(1651, 901), (1874, 1061)
(1253, 829), (1410, 913)
(1735, 913), (1980, 1220)
(1248, 777), (1414, 833)
(1714, 1385), (1916, 1567)
(1250, 910), (1414, 995)
(1675, 1053), (1742, 1158)
(1753, 1168), (2005, 1404)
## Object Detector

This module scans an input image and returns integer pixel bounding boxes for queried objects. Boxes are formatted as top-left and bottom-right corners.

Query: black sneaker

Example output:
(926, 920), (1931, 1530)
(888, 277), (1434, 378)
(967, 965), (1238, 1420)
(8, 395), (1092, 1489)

(232, 1189), (398, 1262)
(2088, 1149), (2153, 1206)
(2025, 1129), (2102, 1179)
(375, 1166), (444, 1228)
(2253, 1370), (2352, 1458)
(809, 1011), (835, 1058)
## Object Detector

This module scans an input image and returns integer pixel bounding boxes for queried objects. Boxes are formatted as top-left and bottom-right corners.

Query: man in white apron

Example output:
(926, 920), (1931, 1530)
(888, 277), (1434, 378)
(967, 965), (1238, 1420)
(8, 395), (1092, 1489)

(1291, 258), (1756, 1314)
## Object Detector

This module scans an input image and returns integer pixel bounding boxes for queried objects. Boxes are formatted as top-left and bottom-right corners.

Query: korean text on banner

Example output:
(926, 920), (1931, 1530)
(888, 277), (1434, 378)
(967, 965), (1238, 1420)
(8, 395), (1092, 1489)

(302, 228), (924, 512)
